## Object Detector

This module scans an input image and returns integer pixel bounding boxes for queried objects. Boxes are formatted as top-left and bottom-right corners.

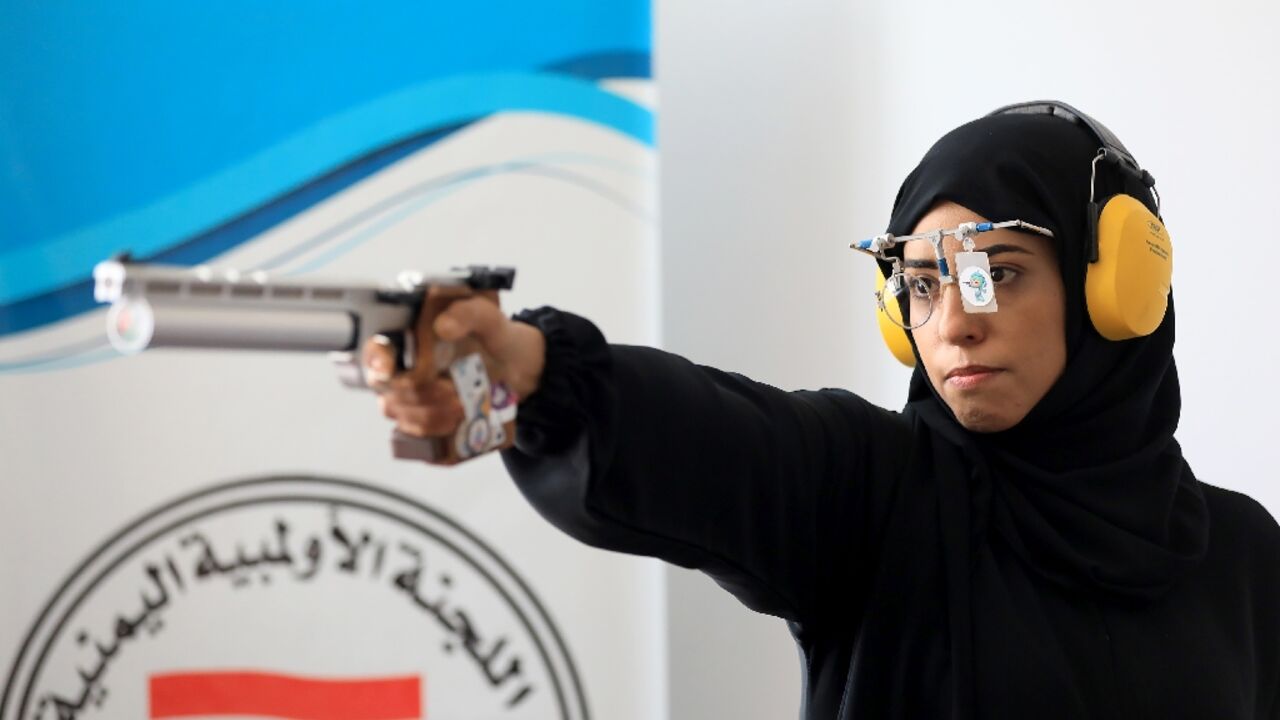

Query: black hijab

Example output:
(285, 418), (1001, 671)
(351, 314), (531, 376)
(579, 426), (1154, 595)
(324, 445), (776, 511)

(877, 109), (1209, 717)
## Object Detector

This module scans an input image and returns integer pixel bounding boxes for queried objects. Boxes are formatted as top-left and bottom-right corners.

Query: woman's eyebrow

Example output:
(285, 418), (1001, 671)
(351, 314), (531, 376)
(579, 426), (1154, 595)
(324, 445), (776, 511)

(982, 243), (1034, 257)
(904, 258), (938, 269)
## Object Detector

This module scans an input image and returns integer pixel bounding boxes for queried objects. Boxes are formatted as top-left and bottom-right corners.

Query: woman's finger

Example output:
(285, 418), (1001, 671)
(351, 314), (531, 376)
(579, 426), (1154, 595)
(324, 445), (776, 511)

(386, 374), (458, 407)
(434, 294), (505, 346)
(395, 402), (465, 437)
(361, 336), (398, 392)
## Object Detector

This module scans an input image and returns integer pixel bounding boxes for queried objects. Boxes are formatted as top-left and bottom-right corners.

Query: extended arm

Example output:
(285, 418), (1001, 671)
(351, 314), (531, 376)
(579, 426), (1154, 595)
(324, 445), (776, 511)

(501, 308), (912, 622)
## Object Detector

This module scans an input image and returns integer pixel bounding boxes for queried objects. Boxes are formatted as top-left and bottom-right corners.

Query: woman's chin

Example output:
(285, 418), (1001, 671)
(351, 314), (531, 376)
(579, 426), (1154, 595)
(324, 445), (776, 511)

(949, 403), (1023, 434)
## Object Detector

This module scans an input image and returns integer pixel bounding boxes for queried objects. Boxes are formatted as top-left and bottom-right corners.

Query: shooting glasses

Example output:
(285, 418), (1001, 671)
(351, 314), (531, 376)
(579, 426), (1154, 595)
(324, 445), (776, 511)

(850, 220), (1055, 330)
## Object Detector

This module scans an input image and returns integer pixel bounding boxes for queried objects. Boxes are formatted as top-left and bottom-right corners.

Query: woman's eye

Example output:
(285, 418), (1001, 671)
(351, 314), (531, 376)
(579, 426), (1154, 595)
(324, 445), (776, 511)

(906, 276), (938, 298)
(990, 266), (1018, 284)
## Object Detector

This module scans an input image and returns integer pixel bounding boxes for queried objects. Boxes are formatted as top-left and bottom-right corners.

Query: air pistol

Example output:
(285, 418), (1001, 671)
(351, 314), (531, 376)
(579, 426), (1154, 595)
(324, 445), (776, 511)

(93, 254), (517, 464)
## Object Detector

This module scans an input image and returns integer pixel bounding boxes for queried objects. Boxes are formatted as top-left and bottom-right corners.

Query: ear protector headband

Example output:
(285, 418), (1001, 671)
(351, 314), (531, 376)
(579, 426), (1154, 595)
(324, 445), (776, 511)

(873, 100), (1173, 366)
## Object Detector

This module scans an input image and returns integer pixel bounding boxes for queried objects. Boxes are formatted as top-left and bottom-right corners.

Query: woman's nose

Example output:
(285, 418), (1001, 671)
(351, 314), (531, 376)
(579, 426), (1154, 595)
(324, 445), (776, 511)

(932, 282), (987, 346)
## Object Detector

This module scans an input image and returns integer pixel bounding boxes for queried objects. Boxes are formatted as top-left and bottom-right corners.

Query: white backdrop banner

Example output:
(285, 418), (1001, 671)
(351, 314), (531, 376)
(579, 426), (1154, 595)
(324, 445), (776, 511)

(0, 4), (659, 719)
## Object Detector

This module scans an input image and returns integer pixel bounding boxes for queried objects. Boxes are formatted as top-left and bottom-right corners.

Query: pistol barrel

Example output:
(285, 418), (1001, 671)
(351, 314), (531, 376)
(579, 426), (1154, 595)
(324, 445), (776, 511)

(93, 259), (415, 358)
(91, 257), (510, 391)
(106, 298), (358, 354)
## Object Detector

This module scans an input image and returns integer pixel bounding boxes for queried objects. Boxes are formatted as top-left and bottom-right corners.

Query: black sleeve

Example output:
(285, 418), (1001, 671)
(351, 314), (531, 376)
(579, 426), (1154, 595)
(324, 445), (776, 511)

(501, 307), (913, 623)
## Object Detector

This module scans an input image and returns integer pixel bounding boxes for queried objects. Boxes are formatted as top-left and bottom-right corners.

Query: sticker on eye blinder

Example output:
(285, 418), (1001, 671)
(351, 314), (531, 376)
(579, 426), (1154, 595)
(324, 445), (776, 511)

(956, 251), (997, 313)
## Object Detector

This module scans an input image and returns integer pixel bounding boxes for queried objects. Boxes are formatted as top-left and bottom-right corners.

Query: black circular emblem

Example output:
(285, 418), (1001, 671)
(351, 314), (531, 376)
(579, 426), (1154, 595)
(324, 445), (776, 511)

(2, 476), (590, 720)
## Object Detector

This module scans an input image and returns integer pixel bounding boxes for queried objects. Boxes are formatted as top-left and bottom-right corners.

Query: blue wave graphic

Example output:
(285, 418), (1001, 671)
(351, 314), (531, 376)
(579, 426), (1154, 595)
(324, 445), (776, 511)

(544, 51), (651, 80)
(1, 153), (651, 372)
(0, 134), (654, 339)
(0, 121), (469, 337)
(282, 160), (654, 277)
(0, 72), (652, 309)
(2, 2), (651, 249)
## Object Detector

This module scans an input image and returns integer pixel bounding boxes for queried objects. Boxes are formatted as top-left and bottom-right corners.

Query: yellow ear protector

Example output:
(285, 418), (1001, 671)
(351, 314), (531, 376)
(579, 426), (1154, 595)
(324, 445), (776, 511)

(875, 268), (919, 366)
(1082, 156), (1172, 341)
(873, 101), (1173, 366)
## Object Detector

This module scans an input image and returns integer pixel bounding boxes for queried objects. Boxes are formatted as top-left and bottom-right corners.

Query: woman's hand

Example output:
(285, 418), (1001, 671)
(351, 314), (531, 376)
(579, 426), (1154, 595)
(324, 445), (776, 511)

(363, 287), (546, 463)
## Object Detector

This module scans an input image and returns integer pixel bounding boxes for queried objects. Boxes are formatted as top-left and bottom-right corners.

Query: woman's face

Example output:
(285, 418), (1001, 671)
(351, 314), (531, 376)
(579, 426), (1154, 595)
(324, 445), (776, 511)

(904, 202), (1068, 432)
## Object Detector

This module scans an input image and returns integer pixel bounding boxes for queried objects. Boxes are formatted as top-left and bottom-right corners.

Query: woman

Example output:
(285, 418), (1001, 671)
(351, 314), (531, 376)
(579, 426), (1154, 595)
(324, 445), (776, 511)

(370, 103), (1280, 718)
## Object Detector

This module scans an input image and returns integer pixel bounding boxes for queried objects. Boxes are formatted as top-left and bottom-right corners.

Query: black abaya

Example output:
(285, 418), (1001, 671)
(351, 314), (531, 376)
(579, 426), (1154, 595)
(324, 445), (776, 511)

(500, 110), (1280, 718)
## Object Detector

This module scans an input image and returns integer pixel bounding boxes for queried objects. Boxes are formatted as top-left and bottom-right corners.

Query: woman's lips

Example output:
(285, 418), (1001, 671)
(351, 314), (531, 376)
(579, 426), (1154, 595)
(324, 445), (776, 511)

(945, 366), (1003, 389)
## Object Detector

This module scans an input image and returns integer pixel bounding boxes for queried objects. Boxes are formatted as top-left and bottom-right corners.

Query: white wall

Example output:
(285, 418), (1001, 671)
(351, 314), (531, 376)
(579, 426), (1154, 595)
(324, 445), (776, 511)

(657, 0), (1280, 717)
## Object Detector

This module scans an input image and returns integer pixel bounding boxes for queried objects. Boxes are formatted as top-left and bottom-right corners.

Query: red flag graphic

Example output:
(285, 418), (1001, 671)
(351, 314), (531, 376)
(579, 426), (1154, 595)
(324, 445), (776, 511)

(149, 671), (422, 720)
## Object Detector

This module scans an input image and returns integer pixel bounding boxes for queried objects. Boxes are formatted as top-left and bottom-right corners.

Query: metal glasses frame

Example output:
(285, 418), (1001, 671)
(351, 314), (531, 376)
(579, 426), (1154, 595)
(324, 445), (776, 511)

(850, 220), (1055, 329)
